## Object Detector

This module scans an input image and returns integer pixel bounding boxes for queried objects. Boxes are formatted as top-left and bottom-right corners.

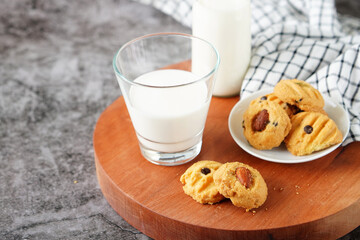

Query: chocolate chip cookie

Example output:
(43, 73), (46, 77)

(285, 112), (343, 155)
(180, 160), (224, 204)
(274, 79), (325, 113)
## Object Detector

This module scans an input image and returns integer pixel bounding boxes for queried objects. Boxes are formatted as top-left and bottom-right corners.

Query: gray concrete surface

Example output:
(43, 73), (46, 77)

(0, 0), (358, 239)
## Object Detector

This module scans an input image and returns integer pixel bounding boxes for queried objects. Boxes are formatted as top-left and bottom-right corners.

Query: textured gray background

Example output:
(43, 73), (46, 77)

(0, 0), (359, 239)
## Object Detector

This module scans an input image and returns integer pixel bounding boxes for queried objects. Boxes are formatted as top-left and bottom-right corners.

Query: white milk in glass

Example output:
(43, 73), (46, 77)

(127, 69), (210, 152)
(192, 0), (251, 97)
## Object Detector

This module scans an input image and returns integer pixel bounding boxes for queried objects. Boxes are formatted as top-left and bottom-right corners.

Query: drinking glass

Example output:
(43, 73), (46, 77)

(113, 33), (219, 166)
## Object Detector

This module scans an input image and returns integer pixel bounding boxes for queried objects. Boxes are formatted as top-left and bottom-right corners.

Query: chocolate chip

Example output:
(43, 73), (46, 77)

(260, 96), (267, 101)
(287, 103), (303, 115)
(201, 168), (211, 175)
(304, 125), (313, 134)
(273, 121), (278, 126)
(252, 109), (269, 132)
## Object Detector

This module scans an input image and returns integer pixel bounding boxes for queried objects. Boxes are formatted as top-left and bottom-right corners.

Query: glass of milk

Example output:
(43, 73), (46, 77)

(113, 33), (220, 166)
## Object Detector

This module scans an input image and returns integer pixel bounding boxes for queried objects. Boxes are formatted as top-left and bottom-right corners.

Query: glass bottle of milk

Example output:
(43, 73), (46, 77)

(192, 0), (251, 97)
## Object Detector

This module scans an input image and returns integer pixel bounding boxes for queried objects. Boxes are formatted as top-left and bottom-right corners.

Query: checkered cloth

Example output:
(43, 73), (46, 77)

(134, 0), (360, 145)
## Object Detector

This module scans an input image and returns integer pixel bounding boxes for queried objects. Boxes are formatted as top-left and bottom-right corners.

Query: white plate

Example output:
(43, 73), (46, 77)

(228, 89), (350, 164)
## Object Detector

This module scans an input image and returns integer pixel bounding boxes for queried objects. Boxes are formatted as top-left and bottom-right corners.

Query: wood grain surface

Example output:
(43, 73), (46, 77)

(94, 62), (360, 240)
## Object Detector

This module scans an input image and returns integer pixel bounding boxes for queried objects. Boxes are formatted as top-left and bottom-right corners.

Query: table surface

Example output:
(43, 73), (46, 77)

(0, 0), (359, 239)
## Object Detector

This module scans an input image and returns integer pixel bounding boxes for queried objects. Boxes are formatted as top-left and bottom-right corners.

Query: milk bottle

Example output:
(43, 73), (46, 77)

(192, 0), (251, 97)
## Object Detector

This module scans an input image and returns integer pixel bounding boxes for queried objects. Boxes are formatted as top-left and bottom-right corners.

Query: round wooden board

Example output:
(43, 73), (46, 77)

(94, 95), (360, 240)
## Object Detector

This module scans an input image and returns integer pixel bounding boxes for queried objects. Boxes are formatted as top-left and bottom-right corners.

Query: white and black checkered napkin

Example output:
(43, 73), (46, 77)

(134, 0), (360, 144)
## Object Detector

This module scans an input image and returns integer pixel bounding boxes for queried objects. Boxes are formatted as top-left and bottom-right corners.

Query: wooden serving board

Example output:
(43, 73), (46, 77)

(94, 63), (360, 240)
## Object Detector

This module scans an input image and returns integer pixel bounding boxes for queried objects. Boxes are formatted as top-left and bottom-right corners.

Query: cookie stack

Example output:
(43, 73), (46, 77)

(180, 160), (268, 210)
(242, 79), (343, 156)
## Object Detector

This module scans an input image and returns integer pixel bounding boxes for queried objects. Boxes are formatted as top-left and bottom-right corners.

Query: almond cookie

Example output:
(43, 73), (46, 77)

(213, 162), (267, 210)
(243, 99), (291, 150)
(273, 79), (325, 113)
(285, 112), (343, 156)
(180, 160), (224, 204)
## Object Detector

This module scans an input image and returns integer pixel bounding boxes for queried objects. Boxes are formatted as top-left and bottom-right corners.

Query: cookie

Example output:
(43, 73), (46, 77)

(273, 79), (325, 113)
(213, 162), (268, 210)
(180, 160), (224, 204)
(243, 99), (291, 150)
(285, 112), (343, 156)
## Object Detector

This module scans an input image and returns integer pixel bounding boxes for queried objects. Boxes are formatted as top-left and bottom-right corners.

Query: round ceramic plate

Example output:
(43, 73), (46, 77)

(228, 89), (350, 164)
